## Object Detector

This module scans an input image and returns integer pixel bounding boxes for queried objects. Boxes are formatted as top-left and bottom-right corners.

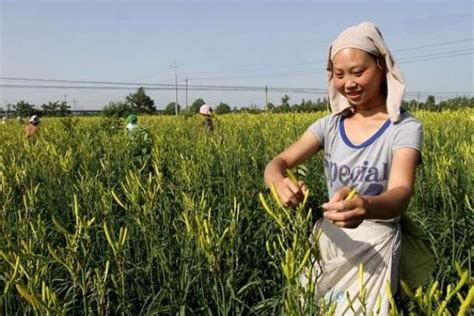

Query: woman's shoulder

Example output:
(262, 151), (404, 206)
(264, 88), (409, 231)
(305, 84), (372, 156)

(392, 110), (423, 129)
(397, 109), (422, 124)
(388, 110), (424, 150)
(311, 112), (340, 126)
(307, 113), (341, 142)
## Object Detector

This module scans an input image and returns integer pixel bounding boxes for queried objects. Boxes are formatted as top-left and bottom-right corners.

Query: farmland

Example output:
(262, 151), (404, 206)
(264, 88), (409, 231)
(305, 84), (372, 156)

(0, 109), (473, 314)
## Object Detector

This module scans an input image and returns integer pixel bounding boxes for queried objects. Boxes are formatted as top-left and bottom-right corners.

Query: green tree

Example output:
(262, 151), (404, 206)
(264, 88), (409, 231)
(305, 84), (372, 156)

(281, 94), (291, 107)
(102, 101), (134, 117)
(425, 95), (436, 108)
(275, 94), (291, 112)
(190, 98), (206, 113)
(40, 100), (70, 116)
(439, 96), (474, 110)
(164, 102), (180, 115)
(215, 102), (231, 114)
(41, 101), (60, 115)
(126, 87), (156, 113)
(12, 100), (36, 117)
(58, 101), (71, 116)
(265, 102), (275, 111)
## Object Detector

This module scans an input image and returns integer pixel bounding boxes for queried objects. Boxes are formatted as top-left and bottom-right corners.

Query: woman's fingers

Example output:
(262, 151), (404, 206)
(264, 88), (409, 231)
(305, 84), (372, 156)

(323, 194), (367, 229)
(321, 200), (345, 211)
(322, 197), (358, 211)
(299, 181), (309, 194)
(276, 178), (307, 207)
(288, 181), (303, 198)
(327, 186), (353, 203)
(322, 189), (366, 228)
(324, 207), (363, 228)
(322, 187), (361, 210)
(280, 187), (299, 207)
(324, 207), (361, 221)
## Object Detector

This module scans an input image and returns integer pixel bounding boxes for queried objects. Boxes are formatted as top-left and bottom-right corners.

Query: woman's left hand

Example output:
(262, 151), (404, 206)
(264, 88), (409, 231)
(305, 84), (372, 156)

(321, 187), (370, 228)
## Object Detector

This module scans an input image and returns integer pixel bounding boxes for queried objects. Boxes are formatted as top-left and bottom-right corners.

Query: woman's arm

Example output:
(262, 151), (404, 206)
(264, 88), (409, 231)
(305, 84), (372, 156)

(365, 147), (420, 219)
(264, 130), (322, 207)
(322, 147), (420, 227)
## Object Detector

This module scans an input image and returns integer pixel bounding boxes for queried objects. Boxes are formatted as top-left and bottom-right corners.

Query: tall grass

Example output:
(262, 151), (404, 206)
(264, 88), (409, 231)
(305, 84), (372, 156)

(0, 110), (472, 314)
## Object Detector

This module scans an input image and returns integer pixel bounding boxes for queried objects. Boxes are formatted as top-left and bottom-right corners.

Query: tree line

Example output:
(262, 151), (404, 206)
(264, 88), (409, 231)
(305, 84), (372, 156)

(1, 87), (473, 117)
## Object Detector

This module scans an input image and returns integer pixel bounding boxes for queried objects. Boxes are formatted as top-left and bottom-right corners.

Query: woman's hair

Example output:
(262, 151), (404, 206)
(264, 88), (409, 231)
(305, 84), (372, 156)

(371, 53), (388, 97)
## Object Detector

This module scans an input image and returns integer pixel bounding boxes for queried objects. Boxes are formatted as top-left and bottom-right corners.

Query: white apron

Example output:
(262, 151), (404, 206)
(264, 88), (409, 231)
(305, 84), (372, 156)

(302, 218), (401, 315)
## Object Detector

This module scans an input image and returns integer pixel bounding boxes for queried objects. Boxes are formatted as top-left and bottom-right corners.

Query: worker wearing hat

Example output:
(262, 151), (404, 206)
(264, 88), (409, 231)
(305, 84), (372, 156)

(25, 115), (40, 138)
(199, 104), (214, 132)
(126, 114), (138, 133)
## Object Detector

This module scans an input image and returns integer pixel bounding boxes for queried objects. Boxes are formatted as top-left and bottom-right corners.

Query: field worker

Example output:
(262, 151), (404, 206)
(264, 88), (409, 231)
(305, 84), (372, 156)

(264, 22), (424, 315)
(126, 114), (138, 133)
(1, 116), (6, 124)
(199, 104), (214, 131)
(25, 115), (40, 138)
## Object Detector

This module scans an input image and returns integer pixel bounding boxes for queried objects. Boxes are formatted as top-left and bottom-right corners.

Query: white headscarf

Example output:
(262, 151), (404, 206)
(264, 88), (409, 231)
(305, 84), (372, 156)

(327, 22), (405, 122)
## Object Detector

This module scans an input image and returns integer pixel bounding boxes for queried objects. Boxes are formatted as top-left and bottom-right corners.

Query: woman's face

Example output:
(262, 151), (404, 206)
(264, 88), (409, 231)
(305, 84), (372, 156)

(331, 48), (385, 109)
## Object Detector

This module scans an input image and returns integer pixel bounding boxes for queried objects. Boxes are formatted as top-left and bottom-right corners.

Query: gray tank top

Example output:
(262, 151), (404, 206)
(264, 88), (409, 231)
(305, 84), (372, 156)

(308, 111), (422, 198)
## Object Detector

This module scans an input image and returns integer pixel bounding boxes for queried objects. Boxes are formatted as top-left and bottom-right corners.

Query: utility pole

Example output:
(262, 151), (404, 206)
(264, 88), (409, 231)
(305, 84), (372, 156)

(171, 62), (178, 115)
(415, 92), (420, 110)
(265, 85), (268, 109)
(184, 77), (189, 108)
(5, 100), (10, 116)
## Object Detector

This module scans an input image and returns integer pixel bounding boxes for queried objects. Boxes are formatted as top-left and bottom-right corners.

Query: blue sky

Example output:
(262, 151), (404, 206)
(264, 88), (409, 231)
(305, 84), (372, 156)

(1, 0), (473, 110)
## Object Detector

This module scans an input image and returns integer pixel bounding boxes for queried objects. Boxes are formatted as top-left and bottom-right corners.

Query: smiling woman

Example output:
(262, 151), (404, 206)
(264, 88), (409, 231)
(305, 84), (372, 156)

(330, 48), (386, 111)
(264, 21), (424, 315)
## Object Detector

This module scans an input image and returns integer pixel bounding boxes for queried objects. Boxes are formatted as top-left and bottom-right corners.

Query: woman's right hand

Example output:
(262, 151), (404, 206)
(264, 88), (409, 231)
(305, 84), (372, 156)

(263, 129), (321, 207)
(274, 178), (308, 208)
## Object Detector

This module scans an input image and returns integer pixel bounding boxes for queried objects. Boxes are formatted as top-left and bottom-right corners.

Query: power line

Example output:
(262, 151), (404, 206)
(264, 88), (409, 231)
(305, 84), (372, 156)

(187, 38), (474, 78)
(399, 51), (474, 64)
(0, 77), (177, 87)
(393, 38), (473, 53)
(189, 50), (474, 80)
(1, 84), (471, 97)
(2, 38), (465, 85)
(302, 50), (474, 75)
(0, 78), (328, 92)
(186, 38), (473, 79)
(1, 45), (472, 88)
(0, 83), (327, 94)
(185, 49), (474, 81)
(1, 46), (472, 84)
(397, 48), (474, 62)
